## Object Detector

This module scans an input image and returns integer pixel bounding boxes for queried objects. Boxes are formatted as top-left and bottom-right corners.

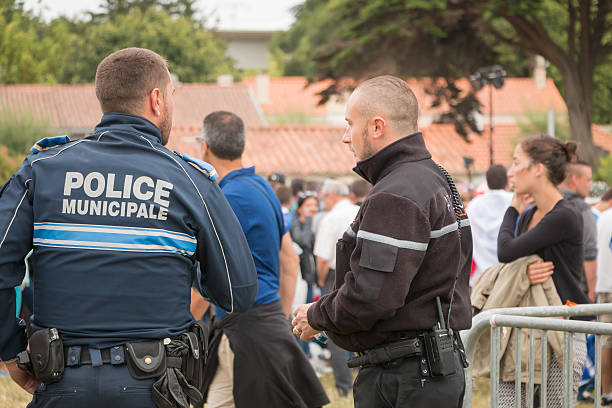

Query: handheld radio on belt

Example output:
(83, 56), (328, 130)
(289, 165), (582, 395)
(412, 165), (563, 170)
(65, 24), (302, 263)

(421, 165), (467, 377)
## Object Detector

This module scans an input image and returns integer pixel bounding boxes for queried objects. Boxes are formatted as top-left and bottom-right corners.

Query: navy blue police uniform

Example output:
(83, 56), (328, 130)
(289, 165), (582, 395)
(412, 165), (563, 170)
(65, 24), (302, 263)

(0, 113), (258, 407)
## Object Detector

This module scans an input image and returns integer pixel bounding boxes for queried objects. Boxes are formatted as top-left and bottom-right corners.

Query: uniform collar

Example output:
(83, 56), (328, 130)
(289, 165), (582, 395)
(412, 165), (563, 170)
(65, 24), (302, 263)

(94, 113), (163, 145)
(353, 132), (431, 185)
(219, 166), (256, 188)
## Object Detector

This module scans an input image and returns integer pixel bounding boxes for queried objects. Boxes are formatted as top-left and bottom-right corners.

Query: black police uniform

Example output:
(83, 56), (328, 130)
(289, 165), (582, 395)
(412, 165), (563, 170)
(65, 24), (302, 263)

(307, 133), (473, 407)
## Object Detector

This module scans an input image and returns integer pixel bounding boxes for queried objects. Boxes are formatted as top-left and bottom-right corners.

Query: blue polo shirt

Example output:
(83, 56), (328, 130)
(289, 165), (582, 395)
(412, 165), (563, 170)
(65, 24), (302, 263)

(215, 167), (284, 318)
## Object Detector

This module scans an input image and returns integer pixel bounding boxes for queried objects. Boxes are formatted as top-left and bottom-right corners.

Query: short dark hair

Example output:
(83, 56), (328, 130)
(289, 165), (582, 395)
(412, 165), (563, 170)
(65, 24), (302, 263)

(350, 179), (371, 198)
(602, 188), (612, 201)
(354, 75), (419, 134)
(275, 186), (292, 206)
(520, 135), (578, 186)
(291, 178), (305, 196)
(202, 111), (245, 160)
(486, 165), (508, 190)
(565, 160), (591, 177)
(95, 48), (169, 114)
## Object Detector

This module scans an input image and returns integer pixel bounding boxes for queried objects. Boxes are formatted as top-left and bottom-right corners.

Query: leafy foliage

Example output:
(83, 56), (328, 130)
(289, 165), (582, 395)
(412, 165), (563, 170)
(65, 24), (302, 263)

(596, 154), (612, 185)
(0, 145), (23, 184)
(0, 0), (235, 84)
(57, 8), (235, 83)
(516, 111), (571, 142)
(0, 105), (53, 155)
(274, 0), (612, 166)
(91, 0), (199, 20)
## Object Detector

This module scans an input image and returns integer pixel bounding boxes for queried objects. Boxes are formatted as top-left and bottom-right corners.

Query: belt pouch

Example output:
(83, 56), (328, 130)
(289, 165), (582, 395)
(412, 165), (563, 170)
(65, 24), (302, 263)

(182, 323), (209, 394)
(29, 328), (64, 384)
(125, 340), (166, 380)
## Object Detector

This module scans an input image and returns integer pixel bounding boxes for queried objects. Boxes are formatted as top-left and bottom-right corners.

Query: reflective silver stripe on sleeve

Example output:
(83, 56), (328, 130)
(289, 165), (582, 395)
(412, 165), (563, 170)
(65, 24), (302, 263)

(357, 230), (428, 251)
(429, 219), (471, 239)
(0, 190), (28, 250)
(345, 225), (356, 238)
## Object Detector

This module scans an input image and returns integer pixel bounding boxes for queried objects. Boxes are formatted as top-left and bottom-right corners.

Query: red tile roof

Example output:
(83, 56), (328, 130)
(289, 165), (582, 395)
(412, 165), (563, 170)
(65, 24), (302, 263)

(168, 123), (612, 177)
(244, 77), (567, 117)
(169, 125), (353, 176)
(243, 77), (331, 115)
(0, 83), (264, 132)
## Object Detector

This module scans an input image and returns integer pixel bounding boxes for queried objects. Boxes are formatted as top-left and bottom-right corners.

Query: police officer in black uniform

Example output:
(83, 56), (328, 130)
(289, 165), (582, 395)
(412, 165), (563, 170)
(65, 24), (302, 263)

(0, 48), (258, 407)
(293, 75), (472, 407)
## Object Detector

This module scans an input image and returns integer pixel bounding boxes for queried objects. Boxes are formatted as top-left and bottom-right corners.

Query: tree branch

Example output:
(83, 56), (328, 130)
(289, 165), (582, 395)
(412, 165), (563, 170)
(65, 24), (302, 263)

(568, 0), (576, 64)
(579, 0), (592, 69)
(476, 21), (536, 52)
(502, 13), (570, 71)
(590, 0), (612, 60)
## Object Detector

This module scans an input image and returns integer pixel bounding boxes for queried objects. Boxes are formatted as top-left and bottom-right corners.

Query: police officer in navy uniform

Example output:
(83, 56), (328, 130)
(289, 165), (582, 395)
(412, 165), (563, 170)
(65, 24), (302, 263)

(0, 48), (258, 407)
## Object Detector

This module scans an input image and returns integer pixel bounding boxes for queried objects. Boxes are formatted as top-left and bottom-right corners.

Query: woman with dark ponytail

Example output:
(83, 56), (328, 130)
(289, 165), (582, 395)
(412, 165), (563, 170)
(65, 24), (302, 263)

(497, 135), (589, 406)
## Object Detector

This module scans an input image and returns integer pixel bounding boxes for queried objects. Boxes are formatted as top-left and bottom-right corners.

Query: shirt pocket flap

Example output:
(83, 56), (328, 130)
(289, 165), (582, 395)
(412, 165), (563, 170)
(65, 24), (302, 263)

(358, 238), (398, 272)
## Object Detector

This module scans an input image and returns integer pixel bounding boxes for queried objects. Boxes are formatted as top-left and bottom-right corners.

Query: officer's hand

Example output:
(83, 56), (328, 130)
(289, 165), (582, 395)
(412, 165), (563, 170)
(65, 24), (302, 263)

(6, 361), (37, 394)
(292, 303), (320, 341)
(526, 260), (554, 285)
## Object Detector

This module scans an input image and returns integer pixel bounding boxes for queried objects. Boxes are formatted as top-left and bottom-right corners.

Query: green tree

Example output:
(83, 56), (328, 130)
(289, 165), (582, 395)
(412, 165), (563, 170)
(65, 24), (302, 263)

(57, 8), (235, 83)
(279, 0), (612, 166)
(0, 105), (53, 155)
(92, 0), (199, 20)
(0, 145), (23, 184)
(596, 154), (612, 184)
(0, 2), (78, 84)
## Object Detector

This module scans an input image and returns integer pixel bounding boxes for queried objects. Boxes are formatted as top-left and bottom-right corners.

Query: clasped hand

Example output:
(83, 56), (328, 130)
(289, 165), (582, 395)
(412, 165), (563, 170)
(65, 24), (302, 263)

(291, 303), (320, 341)
(526, 260), (554, 285)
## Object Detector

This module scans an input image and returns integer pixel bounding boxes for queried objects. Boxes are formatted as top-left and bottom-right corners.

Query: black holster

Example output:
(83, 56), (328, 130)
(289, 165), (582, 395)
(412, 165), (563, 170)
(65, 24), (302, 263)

(347, 337), (423, 368)
(150, 322), (209, 408)
(17, 328), (64, 384)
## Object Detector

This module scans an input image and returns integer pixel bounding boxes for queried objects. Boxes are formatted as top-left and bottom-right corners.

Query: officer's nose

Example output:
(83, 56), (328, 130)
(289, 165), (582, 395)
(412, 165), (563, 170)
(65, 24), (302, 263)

(341, 128), (351, 144)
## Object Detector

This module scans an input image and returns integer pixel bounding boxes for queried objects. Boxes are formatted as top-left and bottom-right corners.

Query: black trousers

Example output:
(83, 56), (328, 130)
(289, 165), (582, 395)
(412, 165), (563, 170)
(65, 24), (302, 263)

(353, 352), (465, 408)
(27, 364), (155, 408)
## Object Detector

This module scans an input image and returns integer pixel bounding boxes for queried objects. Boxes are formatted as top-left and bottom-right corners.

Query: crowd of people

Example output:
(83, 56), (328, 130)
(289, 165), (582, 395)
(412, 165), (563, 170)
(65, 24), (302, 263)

(0, 46), (610, 408)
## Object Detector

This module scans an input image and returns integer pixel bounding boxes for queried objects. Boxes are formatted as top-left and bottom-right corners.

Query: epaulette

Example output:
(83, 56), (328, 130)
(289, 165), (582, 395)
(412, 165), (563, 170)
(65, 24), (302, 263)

(175, 152), (218, 181)
(30, 135), (70, 154)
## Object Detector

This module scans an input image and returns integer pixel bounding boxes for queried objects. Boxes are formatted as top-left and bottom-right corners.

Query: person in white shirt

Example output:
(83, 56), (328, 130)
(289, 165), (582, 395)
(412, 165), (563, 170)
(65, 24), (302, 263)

(466, 164), (513, 285)
(595, 189), (612, 405)
(313, 179), (359, 396)
(593, 188), (612, 221)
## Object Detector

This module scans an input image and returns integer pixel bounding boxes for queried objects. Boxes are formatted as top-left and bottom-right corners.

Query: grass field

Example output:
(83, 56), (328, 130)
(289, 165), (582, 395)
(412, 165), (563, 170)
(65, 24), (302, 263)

(0, 374), (597, 407)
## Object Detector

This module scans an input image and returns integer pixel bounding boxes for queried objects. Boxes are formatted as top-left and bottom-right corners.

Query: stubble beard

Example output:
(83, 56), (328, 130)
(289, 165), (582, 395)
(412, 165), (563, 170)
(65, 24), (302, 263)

(159, 103), (172, 146)
(358, 127), (375, 161)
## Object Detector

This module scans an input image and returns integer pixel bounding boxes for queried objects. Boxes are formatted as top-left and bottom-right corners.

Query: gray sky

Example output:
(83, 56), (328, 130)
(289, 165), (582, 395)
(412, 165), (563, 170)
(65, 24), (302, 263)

(23, 0), (303, 31)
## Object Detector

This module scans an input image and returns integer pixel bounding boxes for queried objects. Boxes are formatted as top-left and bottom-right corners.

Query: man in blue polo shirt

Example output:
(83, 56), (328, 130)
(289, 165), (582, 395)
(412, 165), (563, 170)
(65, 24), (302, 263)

(195, 111), (329, 408)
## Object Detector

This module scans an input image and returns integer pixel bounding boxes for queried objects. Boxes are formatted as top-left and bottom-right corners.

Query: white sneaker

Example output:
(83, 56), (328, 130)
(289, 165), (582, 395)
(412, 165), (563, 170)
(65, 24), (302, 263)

(309, 356), (332, 374)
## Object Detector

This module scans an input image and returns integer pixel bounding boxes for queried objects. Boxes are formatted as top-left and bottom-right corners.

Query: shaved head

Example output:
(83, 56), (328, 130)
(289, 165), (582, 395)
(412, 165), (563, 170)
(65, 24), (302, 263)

(352, 75), (419, 135)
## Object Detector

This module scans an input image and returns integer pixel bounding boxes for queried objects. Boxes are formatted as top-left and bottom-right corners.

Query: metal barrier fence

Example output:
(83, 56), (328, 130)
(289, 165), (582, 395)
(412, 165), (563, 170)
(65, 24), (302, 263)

(460, 303), (612, 408)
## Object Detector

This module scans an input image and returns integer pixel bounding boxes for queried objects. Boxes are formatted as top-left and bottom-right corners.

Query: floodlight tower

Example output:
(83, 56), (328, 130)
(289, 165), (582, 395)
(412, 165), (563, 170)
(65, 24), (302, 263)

(469, 65), (506, 166)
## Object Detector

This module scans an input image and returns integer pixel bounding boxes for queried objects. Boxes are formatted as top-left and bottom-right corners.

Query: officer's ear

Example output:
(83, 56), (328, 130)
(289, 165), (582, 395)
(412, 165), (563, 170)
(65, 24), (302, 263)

(371, 115), (386, 140)
(148, 87), (163, 117)
(199, 140), (209, 160)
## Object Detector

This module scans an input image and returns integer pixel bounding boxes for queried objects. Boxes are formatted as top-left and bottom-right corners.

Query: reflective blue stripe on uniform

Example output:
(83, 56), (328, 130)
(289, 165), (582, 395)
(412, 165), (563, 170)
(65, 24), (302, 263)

(33, 222), (196, 255)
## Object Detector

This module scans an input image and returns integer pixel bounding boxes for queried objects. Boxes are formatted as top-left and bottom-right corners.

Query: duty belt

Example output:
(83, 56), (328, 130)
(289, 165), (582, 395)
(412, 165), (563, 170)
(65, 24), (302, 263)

(64, 345), (125, 366)
(347, 337), (423, 368)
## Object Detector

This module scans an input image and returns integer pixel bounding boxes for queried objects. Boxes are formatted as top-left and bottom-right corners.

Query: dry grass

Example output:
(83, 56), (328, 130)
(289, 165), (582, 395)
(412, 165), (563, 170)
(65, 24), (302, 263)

(0, 373), (597, 407)
(471, 377), (594, 408)
(0, 376), (31, 408)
